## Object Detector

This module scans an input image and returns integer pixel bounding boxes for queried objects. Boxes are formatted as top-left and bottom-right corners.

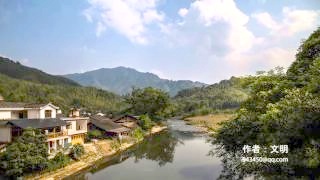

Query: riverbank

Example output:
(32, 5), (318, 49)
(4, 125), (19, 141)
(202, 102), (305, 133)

(184, 114), (235, 134)
(26, 125), (167, 180)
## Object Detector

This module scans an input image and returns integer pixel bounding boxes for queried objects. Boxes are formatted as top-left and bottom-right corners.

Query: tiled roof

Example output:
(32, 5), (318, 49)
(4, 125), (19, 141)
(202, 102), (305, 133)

(89, 115), (130, 133)
(24, 103), (49, 108)
(113, 114), (139, 122)
(0, 102), (26, 108)
(7, 118), (67, 129)
(0, 102), (58, 109)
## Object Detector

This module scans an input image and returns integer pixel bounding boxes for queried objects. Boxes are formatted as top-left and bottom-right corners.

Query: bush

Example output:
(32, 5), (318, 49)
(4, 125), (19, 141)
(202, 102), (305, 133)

(47, 152), (71, 171)
(139, 114), (153, 130)
(70, 144), (85, 161)
(131, 127), (144, 142)
(88, 130), (103, 139)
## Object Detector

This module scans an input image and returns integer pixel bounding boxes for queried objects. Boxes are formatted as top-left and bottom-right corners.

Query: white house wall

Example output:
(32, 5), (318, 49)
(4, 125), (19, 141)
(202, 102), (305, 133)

(39, 106), (57, 119)
(66, 120), (87, 135)
(11, 111), (20, 119)
(0, 111), (11, 120)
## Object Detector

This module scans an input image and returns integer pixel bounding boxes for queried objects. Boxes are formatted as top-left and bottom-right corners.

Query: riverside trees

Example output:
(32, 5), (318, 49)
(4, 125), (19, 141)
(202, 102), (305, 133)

(214, 28), (320, 178)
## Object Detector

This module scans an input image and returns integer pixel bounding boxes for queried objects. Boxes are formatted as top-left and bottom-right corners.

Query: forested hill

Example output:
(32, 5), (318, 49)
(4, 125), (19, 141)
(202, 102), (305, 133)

(173, 76), (249, 116)
(0, 57), (79, 86)
(64, 67), (206, 96)
(0, 73), (125, 115)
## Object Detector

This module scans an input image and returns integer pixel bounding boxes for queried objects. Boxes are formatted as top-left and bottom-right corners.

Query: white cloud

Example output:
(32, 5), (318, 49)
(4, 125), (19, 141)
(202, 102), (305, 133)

(252, 12), (278, 29)
(252, 7), (319, 36)
(84, 0), (164, 44)
(172, 0), (258, 55)
(191, 0), (249, 27)
(178, 8), (188, 17)
(81, 0), (317, 83)
(143, 9), (164, 24)
(166, 0), (302, 79)
(226, 47), (295, 73)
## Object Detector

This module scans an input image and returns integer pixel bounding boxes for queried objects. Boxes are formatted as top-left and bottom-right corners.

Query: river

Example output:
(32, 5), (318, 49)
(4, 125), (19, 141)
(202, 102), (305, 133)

(65, 119), (223, 180)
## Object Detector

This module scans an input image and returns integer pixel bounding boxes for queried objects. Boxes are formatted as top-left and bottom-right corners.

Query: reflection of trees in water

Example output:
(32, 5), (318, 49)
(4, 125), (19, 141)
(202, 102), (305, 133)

(65, 131), (179, 180)
(132, 130), (179, 166)
(210, 144), (320, 180)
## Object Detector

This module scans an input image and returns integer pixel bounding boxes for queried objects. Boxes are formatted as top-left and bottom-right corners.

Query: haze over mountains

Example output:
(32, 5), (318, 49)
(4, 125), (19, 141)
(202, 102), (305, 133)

(64, 67), (206, 96)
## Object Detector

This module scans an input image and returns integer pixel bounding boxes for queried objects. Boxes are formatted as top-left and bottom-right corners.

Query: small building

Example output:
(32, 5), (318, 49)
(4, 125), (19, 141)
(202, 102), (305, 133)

(113, 114), (139, 129)
(7, 118), (69, 154)
(88, 115), (130, 136)
(0, 100), (88, 154)
(60, 108), (88, 145)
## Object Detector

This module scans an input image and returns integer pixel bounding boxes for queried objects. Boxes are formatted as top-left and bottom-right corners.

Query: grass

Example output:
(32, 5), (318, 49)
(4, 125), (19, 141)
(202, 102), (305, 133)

(184, 113), (235, 132)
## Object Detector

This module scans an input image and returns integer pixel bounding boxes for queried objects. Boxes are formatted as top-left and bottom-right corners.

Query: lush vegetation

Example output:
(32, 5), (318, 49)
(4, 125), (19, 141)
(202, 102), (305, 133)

(0, 128), (86, 177)
(0, 128), (48, 177)
(70, 144), (85, 161)
(0, 73), (126, 115)
(139, 114), (154, 130)
(131, 127), (145, 142)
(47, 152), (71, 172)
(173, 76), (249, 116)
(125, 87), (171, 120)
(0, 57), (79, 86)
(214, 28), (320, 179)
(65, 66), (205, 96)
(87, 130), (103, 139)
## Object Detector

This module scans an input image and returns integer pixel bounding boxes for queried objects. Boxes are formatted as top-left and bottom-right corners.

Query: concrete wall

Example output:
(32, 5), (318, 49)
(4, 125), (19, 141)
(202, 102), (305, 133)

(66, 119), (87, 135)
(0, 111), (11, 120)
(0, 126), (11, 143)
(27, 109), (40, 119)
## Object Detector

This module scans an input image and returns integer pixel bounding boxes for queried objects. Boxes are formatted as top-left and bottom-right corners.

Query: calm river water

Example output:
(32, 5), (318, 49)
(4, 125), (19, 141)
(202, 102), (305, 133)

(65, 119), (223, 180)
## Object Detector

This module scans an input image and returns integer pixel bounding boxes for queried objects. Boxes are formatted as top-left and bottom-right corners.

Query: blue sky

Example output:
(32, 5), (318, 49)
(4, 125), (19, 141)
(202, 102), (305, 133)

(0, 0), (319, 84)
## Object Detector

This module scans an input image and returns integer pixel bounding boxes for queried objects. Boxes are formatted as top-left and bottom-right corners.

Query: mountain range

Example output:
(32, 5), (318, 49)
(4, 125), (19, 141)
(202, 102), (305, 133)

(0, 57), (79, 86)
(64, 67), (206, 96)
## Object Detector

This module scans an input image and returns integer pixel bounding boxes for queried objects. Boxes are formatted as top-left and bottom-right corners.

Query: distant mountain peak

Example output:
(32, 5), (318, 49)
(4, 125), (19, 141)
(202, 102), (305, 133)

(65, 67), (206, 96)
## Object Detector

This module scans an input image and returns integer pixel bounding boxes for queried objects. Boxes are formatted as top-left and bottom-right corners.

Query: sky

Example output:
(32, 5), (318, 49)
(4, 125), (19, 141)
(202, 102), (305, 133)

(0, 0), (319, 84)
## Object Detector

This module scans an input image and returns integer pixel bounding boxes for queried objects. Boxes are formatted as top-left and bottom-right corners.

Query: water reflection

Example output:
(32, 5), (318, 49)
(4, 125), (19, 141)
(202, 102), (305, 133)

(66, 120), (222, 180)
(132, 131), (179, 166)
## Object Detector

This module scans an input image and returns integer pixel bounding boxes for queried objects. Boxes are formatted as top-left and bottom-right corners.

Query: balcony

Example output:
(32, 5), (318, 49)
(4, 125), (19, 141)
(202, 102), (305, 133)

(46, 131), (68, 139)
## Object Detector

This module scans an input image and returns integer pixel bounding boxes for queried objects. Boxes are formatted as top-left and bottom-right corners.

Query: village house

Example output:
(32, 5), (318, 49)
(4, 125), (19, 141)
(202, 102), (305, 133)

(0, 97), (88, 154)
(88, 115), (131, 136)
(112, 114), (140, 129)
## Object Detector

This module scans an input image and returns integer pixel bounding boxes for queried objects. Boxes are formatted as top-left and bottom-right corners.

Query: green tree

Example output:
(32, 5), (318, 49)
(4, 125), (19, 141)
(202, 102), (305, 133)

(0, 128), (48, 177)
(70, 144), (85, 161)
(139, 114), (153, 130)
(214, 27), (320, 178)
(131, 127), (144, 142)
(88, 130), (103, 139)
(125, 87), (170, 119)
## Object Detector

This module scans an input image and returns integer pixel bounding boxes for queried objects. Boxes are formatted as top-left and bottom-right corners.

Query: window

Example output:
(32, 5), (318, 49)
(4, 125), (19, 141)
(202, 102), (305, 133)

(45, 110), (52, 118)
(18, 111), (27, 119)
(19, 112), (24, 119)
(66, 123), (72, 129)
